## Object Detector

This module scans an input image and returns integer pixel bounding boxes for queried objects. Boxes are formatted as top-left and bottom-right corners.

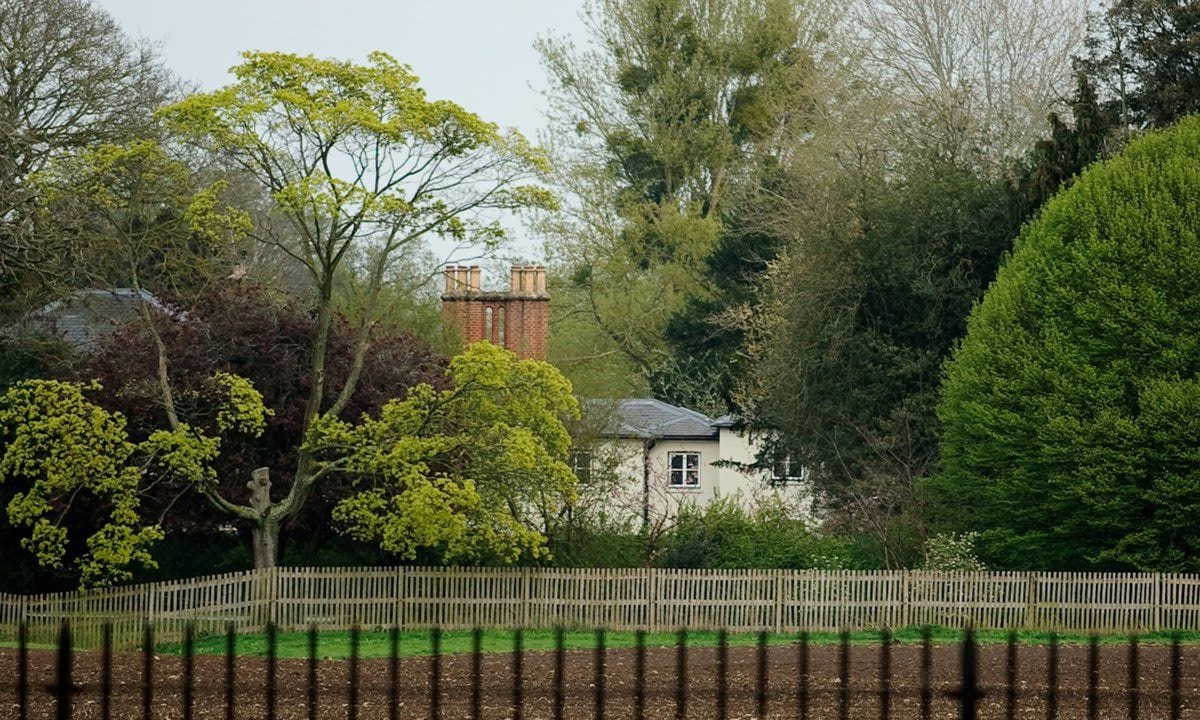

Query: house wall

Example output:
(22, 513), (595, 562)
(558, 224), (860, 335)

(583, 430), (814, 527)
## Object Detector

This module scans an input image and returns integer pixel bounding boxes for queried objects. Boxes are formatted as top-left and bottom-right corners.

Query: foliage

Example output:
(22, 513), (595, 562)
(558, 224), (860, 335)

(537, 0), (823, 397)
(546, 522), (650, 568)
(932, 117), (1200, 571)
(0, 367), (277, 586)
(749, 160), (1016, 558)
(147, 51), (555, 567)
(1007, 73), (1123, 222)
(34, 140), (252, 301)
(1085, 0), (1200, 129)
(79, 281), (447, 542)
(0, 0), (173, 314)
(312, 342), (581, 564)
(656, 498), (860, 570)
(659, 205), (785, 414)
(921, 533), (986, 573)
(0, 381), (161, 586)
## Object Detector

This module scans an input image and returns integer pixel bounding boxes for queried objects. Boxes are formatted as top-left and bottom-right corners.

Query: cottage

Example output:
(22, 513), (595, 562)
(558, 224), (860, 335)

(440, 264), (814, 525)
(573, 398), (813, 527)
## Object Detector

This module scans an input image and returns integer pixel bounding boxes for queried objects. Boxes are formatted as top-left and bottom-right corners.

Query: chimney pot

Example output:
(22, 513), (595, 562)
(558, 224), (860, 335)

(469, 266), (481, 292)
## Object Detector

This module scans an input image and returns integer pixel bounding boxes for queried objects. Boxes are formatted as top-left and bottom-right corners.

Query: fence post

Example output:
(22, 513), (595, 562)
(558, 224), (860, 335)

(646, 567), (658, 633)
(1024, 573), (1038, 630)
(1153, 573), (1162, 633)
(521, 567), (531, 627)
(774, 569), (784, 634)
(146, 583), (157, 630)
(400, 566), (410, 628)
(270, 566), (281, 627)
(901, 570), (911, 629)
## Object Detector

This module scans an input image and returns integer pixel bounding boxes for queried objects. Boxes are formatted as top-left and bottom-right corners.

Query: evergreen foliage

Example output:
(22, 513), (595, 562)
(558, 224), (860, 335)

(933, 116), (1200, 571)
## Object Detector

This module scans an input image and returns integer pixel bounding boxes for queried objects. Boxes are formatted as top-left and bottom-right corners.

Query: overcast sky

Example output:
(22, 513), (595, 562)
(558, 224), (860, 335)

(96, 0), (591, 262)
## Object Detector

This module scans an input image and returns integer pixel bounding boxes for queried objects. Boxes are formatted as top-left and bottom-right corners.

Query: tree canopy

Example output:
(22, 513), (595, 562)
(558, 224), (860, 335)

(151, 51), (554, 567)
(932, 116), (1200, 571)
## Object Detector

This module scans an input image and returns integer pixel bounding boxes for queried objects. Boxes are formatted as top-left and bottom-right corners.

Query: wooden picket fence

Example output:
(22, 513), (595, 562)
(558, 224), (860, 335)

(3, 567), (1200, 649)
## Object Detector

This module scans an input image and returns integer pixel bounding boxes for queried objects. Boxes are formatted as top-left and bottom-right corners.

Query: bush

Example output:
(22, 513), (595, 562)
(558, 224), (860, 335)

(656, 498), (862, 570)
(931, 116), (1200, 571)
(921, 533), (986, 572)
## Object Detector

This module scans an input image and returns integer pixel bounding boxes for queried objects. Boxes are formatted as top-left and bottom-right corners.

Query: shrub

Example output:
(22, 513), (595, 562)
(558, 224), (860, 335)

(931, 116), (1200, 571)
(921, 532), (986, 572)
(656, 498), (860, 570)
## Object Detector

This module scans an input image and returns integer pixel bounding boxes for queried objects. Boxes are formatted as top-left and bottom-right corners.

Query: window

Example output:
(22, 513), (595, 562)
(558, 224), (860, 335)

(569, 449), (593, 483)
(770, 455), (807, 485)
(497, 306), (506, 345)
(484, 306), (493, 341)
(668, 452), (701, 488)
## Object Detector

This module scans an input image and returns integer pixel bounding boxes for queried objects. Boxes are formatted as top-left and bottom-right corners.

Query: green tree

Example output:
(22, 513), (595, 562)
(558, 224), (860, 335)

(1086, 0), (1200, 129)
(0, 377), (270, 587)
(35, 140), (252, 303)
(1007, 72), (1123, 222)
(537, 0), (822, 397)
(748, 159), (1015, 565)
(0, 0), (173, 314)
(155, 51), (552, 567)
(321, 342), (580, 563)
(932, 116), (1200, 571)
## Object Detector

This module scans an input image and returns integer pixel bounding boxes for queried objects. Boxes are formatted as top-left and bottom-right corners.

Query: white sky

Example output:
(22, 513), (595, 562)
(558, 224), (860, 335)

(96, 0), (591, 262)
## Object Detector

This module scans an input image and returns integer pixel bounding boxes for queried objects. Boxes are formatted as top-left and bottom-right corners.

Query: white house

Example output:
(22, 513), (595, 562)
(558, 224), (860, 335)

(574, 398), (814, 527)
(437, 266), (813, 526)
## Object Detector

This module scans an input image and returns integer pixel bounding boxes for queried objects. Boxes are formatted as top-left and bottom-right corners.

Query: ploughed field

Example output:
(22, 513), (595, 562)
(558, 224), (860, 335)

(1, 642), (1197, 719)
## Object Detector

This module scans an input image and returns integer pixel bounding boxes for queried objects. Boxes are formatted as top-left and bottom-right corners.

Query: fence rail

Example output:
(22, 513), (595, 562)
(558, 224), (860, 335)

(3, 567), (1200, 649)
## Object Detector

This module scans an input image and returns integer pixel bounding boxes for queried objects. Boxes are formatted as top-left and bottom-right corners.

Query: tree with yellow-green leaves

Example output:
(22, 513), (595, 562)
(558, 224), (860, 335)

(0, 341), (578, 586)
(151, 50), (553, 568)
(319, 342), (580, 564)
(0, 377), (269, 587)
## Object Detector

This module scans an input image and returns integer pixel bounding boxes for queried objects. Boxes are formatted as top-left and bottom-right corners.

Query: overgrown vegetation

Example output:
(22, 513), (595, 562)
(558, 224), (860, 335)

(3, 0), (1200, 589)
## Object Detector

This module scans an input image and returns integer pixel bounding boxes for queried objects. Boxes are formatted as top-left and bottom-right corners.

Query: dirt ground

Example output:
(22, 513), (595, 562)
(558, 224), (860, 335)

(1, 642), (1196, 719)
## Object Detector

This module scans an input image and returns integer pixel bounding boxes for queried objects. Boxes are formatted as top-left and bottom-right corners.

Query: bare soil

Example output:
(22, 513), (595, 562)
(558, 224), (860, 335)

(1, 642), (1197, 719)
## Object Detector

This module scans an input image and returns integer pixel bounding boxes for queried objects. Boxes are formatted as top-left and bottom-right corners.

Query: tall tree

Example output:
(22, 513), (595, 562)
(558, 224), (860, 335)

(1085, 0), (1200, 129)
(156, 51), (554, 567)
(852, 0), (1089, 168)
(78, 282), (448, 560)
(0, 0), (172, 311)
(745, 158), (1015, 565)
(537, 0), (828, 401)
(933, 117), (1200, 571)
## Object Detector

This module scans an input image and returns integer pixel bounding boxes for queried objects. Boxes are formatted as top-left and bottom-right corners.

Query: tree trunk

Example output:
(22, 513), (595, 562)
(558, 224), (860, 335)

(247, 467), (279, 568)
(251, 520), (280, 569)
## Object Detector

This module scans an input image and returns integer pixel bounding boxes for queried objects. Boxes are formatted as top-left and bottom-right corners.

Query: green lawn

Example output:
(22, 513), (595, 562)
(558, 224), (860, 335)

(156, 627), (1200, 660)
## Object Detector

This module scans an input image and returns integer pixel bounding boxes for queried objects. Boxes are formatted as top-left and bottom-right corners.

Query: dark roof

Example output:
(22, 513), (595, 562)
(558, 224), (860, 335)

(593, 398), (720, 440)
(21, 289), (170, 348)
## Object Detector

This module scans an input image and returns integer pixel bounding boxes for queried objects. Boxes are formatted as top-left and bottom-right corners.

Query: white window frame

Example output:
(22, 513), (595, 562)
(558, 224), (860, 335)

(569, 449), (593, 484)
(770, 454), (807, 485)
(668, 451), (702, 490)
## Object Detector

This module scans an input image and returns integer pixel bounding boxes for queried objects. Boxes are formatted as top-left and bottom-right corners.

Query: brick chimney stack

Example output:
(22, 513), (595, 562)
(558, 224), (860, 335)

(441, 264), (549, 360)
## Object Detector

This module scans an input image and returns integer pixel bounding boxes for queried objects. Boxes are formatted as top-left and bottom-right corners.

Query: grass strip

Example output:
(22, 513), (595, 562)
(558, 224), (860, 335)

(153, 627), (1200, 659)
